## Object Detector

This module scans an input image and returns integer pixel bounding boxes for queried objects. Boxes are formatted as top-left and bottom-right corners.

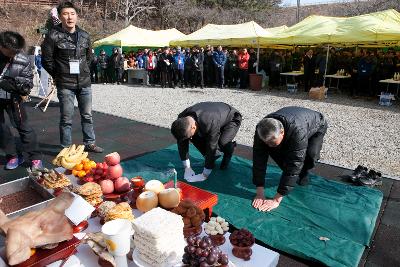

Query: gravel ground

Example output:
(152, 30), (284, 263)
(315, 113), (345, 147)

(87, 84), (398, 177)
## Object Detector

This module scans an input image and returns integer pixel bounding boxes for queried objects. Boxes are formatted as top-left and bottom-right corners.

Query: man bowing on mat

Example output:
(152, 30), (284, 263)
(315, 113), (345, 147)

(252, 106), (328, 212)
(171, 102), (242, 182)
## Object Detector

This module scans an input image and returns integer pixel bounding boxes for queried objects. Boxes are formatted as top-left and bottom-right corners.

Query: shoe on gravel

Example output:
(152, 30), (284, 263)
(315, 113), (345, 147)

(348, 165), (368, 183)
(358, 170), (383, 187)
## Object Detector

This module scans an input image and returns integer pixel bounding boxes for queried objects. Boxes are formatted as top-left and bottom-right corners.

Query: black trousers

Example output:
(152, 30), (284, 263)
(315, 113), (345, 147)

(161, 69), (172, 88)
(239, 69), (248, 89)
(215, 66), (225, 88)
(303, 72), (315, 92)
(357, 76), (373, 96)
(204, 65), (215, 87)
(190, 112), (242, 159)
(269, 71), (280, 87)
(228, 69), (239, 87)
(175, 69), (185, 87)
(148, 69), (155, 85)
(90, 67), (98, 83)
(0, 99), (40, 161)
(100, 68), (109, 83)
(184, 69), (193, 87)
(192, 70), (204, 88)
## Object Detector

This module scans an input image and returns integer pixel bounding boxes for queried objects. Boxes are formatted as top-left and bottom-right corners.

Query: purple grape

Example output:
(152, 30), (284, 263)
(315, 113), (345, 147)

(190, 259), (198, 266)
(188, 246), (196, 254)
(207, 254), (217, 265)
(204, 237), (212, 246)
(200, 262), (210, 267)
(187, 236), (195, 245)
(210, 247), (219, 255)
(199, 256), (207, 263)
(199, 240), (208, 249)
(201, 250), (209, 257)
(219, 254), (229, 265)
(195, 236), (202, 245)
(196, 248), (203, 257)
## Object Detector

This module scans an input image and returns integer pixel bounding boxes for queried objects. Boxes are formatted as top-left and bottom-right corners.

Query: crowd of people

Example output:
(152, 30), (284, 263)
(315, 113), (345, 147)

(89, 45), (400, 97)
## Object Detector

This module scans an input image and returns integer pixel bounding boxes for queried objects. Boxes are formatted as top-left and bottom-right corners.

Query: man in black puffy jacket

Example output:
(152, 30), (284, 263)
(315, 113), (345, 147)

(0, 31), (42, 170)
(41, 1), (102, 153)
(171, 102), (242, 182)
(252, 106), (328, 212)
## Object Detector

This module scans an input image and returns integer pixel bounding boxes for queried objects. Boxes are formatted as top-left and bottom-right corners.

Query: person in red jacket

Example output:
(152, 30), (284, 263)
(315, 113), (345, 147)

(238, 48), (250, 89)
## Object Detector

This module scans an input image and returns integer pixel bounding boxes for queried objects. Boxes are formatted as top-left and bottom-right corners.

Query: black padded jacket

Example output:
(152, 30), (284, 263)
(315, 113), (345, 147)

(252, 106), (326, 195)
(41, 24), (92, 89)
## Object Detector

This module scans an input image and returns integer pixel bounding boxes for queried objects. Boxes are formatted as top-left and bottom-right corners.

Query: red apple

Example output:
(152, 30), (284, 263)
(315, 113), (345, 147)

(104, 152), (121, 166)
(107, 164), (123, 180)
(114, 177), (130, 193)
(99, 179), (114, 194)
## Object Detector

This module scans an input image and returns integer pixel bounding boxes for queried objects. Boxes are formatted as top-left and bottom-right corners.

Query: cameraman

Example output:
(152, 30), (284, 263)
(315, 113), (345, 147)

(0, 31), (42, 170)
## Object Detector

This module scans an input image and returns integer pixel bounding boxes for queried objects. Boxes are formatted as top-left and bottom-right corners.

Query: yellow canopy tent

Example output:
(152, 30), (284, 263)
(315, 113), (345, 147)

(260, 9), (400, 47)
(265, 25), (288, 35)
(169, 21), (273, 48)
(93, 25), (186, 48)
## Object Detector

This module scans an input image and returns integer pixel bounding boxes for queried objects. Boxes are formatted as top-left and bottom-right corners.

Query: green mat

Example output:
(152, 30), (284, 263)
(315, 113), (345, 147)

(121, 145), (383, 267)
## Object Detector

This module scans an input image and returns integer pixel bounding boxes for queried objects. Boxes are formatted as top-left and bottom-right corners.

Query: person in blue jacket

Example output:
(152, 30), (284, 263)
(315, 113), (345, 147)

(173, 47), (185, 88)
(213, 46), (227, 88)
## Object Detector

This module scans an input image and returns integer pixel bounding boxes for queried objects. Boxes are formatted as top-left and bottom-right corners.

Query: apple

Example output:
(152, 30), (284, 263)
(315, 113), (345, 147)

(99, 179), (114, 194)
(104, 152), (121, 166)
(114, 177), (130, 193)
(107, 164), (123, 180)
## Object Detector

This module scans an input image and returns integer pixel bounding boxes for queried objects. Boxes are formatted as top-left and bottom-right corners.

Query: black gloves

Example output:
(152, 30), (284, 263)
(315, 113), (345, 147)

(0, 77), (17, 93)
(277, 174), (298, 196)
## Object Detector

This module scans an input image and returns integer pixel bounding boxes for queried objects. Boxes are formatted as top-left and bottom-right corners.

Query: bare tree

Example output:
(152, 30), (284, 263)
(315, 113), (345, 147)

(118, 0), (156, 26)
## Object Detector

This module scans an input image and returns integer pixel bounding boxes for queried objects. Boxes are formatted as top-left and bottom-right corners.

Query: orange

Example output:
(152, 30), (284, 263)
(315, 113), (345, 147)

(78, 170), (86, 178)
(75, 163), (83, 171)
(83, 163), (92, 172)
(81, 158), (90, 164)
(89, 161), (96, 168)
(72, 170), (79, 176)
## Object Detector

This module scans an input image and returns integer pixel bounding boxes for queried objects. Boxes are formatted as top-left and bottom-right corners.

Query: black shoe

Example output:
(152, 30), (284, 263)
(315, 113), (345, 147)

(297, 172), (310, 186)
(348, 165), (368, 183)
(85, 144), (104, 153)
(359, 170), (382, 187)
(220, 153), (232, 170)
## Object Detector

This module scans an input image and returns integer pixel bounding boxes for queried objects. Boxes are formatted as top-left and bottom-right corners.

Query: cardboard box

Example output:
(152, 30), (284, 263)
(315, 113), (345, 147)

(309, 86), (328, 100)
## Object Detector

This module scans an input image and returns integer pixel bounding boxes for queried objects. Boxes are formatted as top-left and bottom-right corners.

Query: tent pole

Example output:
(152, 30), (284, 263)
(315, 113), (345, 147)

(323, 44), (330, 87)
(256, 43), (260, 73)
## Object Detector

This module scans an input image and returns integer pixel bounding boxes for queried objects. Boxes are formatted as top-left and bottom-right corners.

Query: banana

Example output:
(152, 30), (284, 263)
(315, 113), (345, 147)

(61, 156), (78, 170)
(66, 144), (76, 157)
(65, 149), (86, 162)
(55, 147), (69, 160)
(73, 145), (85, 156)
(52, 147), (69, 166)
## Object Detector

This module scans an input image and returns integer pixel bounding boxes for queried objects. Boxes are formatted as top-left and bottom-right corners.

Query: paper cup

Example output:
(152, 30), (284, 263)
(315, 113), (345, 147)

(101, 219), (133, 256)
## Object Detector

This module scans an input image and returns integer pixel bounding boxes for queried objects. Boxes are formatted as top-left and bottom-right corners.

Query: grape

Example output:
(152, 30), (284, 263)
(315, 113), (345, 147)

(188, 246), (196, 254)
(199, 240), (208, 249)
(200, 262), (210, 267)
(187, 236), (195, 245)
(199, 256), (207, 263)
(195, 236), (202, 245)
(220, 254), (229, 265)
(190, 259), (198, 266)
(196, 248), (203, 257)
(204, 237), (212, 246)
(206, 254), (216, 265)
(201, 249), (209, 257)
(210, 247), (219, 255)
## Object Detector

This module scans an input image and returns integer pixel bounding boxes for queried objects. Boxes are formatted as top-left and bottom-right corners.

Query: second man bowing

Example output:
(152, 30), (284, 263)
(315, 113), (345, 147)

(171, 102), (242, 182)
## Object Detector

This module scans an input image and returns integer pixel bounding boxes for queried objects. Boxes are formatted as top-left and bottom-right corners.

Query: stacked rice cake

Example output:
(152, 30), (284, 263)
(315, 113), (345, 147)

(132, 207), (185, 267)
